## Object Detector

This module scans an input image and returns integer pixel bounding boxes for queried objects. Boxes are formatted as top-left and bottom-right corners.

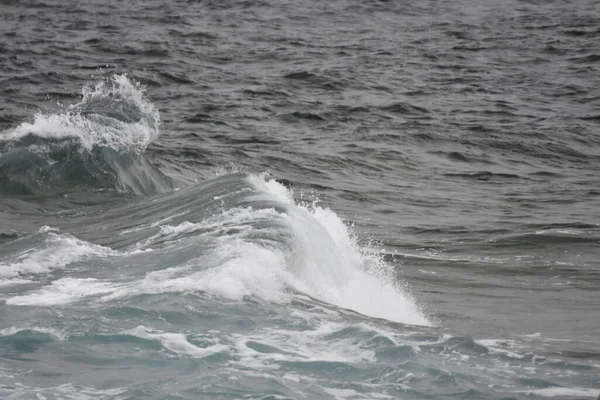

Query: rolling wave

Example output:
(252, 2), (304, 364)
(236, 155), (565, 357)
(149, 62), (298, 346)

(2, 171), (430, 326)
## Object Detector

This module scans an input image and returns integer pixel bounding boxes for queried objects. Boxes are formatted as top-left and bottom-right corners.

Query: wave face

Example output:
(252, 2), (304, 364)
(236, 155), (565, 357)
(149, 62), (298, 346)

(1, 172), (428, 324)
(0, 75), (172, 195)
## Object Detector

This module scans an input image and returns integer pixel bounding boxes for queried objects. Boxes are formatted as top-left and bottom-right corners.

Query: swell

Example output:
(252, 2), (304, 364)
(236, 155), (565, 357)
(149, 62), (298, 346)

(2, 172), (430, 326)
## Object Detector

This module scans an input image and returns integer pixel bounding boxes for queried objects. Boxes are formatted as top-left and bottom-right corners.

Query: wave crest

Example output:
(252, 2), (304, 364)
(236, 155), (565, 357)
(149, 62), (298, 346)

(0, 74), (172, 195)
(5, 74), (160, 152)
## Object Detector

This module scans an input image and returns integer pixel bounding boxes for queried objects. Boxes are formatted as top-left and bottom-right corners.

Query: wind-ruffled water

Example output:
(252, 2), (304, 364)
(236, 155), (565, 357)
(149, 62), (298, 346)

(1, 0), (599, 399)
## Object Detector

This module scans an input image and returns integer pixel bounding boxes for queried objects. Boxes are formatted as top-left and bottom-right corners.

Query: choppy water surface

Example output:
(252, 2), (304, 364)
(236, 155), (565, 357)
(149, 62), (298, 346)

(1, 0), (599, 399)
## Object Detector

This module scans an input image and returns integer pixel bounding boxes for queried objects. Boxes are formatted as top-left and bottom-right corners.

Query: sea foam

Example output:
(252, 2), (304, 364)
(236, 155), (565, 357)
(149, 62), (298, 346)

(3, 74), (159, 152)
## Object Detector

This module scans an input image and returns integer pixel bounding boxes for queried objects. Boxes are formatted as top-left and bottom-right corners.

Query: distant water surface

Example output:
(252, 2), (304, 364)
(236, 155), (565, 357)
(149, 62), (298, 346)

(1, 0), (599, 399)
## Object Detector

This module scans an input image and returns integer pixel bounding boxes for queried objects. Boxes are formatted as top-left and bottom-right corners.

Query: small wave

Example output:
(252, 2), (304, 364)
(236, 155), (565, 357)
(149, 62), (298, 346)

(379, 102), (429, 115)
(281, 111), (326, 122)
(283, 71), (342, 90)
(443, 171), (524, 181)
(5, 74), (159, 151)
(569, 54), (600, 63)
(428, 150), (494, 165)
(489, 231), (600, 247)
(0, 74), (172, 195)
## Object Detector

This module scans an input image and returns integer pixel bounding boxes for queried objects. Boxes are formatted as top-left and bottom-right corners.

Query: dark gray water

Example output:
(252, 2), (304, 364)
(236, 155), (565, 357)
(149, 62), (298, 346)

(1, 0), (599, 398)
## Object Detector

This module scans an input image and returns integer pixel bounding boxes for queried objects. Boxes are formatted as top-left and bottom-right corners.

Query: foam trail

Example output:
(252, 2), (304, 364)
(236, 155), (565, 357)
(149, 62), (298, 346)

(125, 326), (229, 359)
(514, 388), (600, 398)
(0, 326), (66, 341)
(6, 278), (117, 306)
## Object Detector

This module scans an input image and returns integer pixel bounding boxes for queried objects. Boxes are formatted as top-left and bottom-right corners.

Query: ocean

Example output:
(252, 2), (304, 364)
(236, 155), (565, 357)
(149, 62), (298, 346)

(1, 0), (599, 398)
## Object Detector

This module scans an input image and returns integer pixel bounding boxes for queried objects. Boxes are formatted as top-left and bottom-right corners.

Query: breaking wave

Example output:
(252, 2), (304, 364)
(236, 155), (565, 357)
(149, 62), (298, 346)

(0, 75), (172, 195)
(4, 173), (430, 326)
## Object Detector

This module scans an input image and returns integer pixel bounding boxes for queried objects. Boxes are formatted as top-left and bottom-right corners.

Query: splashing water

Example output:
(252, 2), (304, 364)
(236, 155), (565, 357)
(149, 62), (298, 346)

(2, 74), (160, 153)
(249, 175), (432, 326)
(0, 75), (172, 195)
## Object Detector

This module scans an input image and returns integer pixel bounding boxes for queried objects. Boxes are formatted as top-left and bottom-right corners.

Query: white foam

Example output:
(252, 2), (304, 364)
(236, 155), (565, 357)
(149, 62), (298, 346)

(6, 278), (116, 306)
(255, 172), (295, 205)
(515, 387), (599, 398)
(0, 326), (65, 341)
(476, 339), (525, 360)
(134, 207), (278, 250)
(0, 383), (128, 400)
(105, 239), (294, 304)
(0, 226), (115, 282)
(158, 220), (199, 236)
(3, 74), (160, 152)
(232, 322), (377, 371)
(125, 326), (228, 359)
(324, 388), (395, 399)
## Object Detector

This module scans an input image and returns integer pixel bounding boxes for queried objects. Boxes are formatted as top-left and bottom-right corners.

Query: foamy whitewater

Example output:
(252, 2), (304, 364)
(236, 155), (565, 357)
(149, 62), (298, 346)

(2, 3), (600, 392)
(5, 74), (160, 152)
(1, 168), (428, 326)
